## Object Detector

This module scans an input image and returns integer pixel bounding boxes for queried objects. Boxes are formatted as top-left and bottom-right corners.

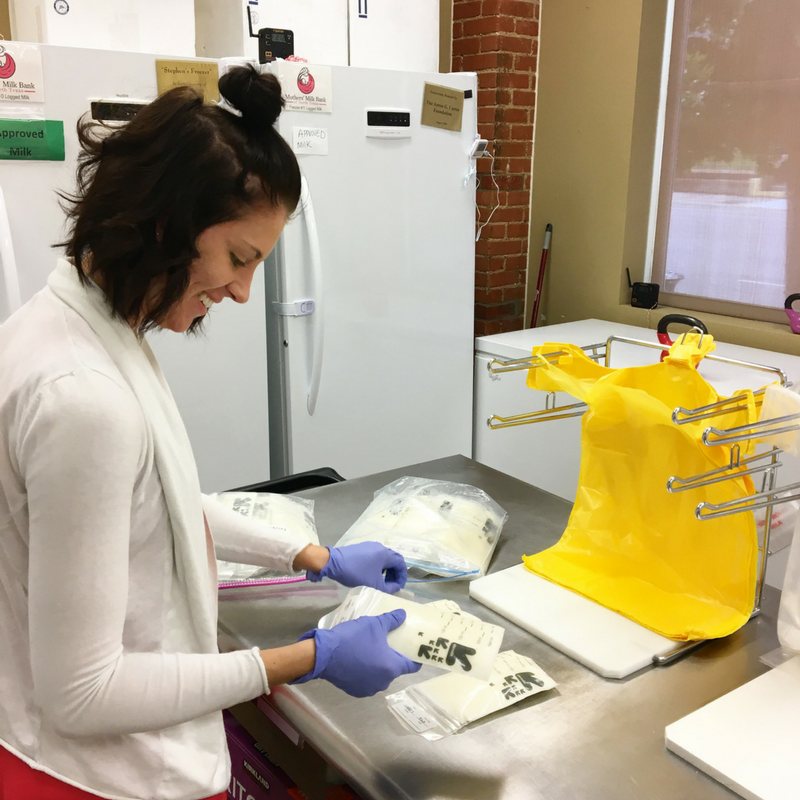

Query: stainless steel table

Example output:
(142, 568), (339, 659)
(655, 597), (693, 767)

(218, 455), (778, 800)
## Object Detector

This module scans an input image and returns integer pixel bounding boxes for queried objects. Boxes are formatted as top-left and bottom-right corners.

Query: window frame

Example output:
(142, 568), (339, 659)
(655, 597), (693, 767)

(645, 0), (793, 328)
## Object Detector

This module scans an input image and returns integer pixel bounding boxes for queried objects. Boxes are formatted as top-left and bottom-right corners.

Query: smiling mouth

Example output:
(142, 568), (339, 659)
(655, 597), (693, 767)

(198, 291), (213, 310)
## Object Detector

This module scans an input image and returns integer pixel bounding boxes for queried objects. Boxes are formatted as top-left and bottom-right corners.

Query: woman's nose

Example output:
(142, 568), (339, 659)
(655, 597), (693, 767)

(228, 264), (257, 303)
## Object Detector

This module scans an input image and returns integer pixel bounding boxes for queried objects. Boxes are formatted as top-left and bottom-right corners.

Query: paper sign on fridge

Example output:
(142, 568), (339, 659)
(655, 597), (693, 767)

(276, 62), (332, 113)
(0, 43), (45, 105)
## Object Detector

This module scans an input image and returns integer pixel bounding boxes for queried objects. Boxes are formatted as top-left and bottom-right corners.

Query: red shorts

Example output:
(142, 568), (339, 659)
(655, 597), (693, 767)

(0, 744), (226, 800)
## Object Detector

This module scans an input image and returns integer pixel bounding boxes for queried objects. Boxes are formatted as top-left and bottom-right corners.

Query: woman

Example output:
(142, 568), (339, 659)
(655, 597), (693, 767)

(0, 65), (418, 800)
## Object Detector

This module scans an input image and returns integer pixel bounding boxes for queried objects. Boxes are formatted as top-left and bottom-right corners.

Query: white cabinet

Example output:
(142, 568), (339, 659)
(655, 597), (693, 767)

(473, 319), (800, 589)
(348, 0), (440, 73)
(196, 0), (349, 66)
(10, 0), (195, 56)
(196, 0), (439, 71)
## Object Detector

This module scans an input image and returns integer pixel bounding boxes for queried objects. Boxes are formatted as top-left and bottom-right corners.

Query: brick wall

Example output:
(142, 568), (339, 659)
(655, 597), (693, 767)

(451, 0), (540, 335)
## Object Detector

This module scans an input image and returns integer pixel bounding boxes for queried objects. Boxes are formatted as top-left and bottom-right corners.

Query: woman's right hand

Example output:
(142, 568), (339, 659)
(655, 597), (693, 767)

(292, 610), (421, 697)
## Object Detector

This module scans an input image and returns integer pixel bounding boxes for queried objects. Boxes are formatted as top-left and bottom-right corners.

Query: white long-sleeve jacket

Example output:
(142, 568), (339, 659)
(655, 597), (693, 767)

(0, 286), (307, 800)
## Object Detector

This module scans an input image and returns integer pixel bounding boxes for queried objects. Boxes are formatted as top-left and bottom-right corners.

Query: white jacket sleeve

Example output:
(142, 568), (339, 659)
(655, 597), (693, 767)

(20, 370), (270, 739)
(203, 494), (309, 573)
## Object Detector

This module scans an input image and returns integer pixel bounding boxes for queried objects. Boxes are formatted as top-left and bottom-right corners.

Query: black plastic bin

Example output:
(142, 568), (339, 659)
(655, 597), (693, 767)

(227, 467), (345, 495)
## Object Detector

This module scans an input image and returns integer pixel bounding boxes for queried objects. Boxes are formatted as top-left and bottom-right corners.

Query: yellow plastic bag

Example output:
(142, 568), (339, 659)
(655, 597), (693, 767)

(522, 334), (758, 641)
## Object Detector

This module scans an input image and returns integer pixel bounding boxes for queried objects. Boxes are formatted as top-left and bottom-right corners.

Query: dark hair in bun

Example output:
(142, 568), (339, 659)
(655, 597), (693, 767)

(219, 63), (285, 128)
(59, 63), (301, 333)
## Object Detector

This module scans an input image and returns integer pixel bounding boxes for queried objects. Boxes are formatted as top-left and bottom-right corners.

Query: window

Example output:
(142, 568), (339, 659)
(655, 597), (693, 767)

(651, 0), (800, 324)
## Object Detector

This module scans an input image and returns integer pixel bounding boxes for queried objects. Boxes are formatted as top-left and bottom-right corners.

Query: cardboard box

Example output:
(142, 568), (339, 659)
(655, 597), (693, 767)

(225, 710), (297, 800)
(226, 702), (366, 800)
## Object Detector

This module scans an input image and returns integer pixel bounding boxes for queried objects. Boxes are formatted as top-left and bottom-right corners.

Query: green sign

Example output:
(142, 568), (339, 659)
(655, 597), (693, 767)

(0, 120), (65, 161)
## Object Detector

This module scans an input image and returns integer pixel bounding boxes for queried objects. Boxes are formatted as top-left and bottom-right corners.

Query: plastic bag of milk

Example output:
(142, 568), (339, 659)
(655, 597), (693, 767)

(210, 492), (319, 588)
(386, 649), (557, 740)
(318, 586), (505, 681)
(334, 477), (507, 579)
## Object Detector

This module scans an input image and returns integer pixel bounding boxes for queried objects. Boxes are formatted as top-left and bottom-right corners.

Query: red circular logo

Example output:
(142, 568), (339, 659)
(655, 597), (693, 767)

(297, 68), (315, 95)
(0, 52), (17, 80)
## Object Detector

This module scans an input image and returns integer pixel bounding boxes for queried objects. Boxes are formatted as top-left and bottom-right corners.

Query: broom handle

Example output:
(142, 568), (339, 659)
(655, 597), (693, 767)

(530, 223), (552, 328)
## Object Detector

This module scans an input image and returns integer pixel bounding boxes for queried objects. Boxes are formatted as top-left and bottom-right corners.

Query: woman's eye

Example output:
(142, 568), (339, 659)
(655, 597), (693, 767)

(230, 253), (245, 268)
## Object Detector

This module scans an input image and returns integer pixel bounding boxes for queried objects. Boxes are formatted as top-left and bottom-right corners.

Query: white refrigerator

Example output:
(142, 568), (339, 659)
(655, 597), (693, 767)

(195, 0), (441, 73)
(259, 61), (477, 481)
(0, 44), (477, 492)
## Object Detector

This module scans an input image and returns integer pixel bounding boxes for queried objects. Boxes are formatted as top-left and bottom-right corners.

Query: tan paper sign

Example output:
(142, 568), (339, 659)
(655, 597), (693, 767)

(156, 60), (219, 102)
(420, 83), (464, 132)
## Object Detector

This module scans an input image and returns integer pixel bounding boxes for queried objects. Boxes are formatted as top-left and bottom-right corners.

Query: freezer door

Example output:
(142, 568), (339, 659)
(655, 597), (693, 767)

(0, 45), (162, 305)
(269, 66), (477, 479)
(348, 0), (440, 72)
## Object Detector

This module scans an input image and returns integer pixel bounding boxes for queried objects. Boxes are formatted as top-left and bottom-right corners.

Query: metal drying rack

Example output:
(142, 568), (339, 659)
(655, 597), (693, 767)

(486, 332), (797, 666)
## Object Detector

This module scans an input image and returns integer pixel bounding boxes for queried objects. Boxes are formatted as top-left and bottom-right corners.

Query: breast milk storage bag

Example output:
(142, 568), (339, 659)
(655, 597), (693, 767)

(387, 649), (556, 740)
(211, 491), (319, 586)
(334, 477), (507, 579)
(319, 587), (505, 681)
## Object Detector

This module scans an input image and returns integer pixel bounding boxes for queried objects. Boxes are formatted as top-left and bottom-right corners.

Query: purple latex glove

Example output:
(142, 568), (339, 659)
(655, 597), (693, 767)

(292, 609), (421, 697)
(306, 541), (407, 594)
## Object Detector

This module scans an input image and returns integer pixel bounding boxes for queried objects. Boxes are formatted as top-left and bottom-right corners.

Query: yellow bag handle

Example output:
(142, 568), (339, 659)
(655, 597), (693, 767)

(663, 331), (716, 369)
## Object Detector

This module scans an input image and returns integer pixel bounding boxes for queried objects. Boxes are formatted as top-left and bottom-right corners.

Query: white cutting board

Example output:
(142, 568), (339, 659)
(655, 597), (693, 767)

(469, 563), (677, 678)
(665, 656), (800, 800)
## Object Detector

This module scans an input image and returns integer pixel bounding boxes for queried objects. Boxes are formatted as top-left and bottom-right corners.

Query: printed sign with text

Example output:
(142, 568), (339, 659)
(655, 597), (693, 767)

(156, 60), (220, 103)
(277, 62), (332, 114)
(0, 43), (45, 106)
(420, 83), (464, 132)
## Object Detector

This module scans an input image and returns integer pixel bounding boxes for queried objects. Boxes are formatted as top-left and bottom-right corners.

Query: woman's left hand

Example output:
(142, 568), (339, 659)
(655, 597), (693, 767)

(304, 542), (407, 594)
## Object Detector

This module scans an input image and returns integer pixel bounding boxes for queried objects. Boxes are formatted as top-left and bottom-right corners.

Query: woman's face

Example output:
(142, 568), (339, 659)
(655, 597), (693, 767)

(159, 203), (288, 333)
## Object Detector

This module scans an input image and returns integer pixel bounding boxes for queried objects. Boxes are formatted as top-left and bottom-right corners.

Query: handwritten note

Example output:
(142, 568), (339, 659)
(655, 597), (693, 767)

(292, 126), (328, 155)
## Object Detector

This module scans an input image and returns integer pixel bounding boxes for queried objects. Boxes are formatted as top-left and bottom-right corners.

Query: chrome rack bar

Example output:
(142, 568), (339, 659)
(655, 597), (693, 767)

(673, 390), (766, 426)
(487, 341), (609, 375)
(487, 400), (587, 430)
(756, 450), (780, 612)
(695, 479), (800, 522)
(488, 350), (568, 375)
(653, 640), (709, 667)
(604, 335), (789, 385)
(702, 411), (800, 447)
(490, 335), (788, 386)
(667, 447), (783, 493)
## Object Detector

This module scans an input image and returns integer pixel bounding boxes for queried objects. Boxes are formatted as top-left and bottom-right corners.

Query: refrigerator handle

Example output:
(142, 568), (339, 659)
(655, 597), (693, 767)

(0, 185), (21, 323)
(300, 176), (324, 415)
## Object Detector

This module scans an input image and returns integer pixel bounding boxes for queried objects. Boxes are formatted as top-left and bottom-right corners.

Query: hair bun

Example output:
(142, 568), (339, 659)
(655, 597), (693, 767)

(219, 65), (284, 128)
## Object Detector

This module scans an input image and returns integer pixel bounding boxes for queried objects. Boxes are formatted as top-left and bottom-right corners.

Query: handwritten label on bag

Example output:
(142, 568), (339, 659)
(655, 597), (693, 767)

(391, 699), (437, 733)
